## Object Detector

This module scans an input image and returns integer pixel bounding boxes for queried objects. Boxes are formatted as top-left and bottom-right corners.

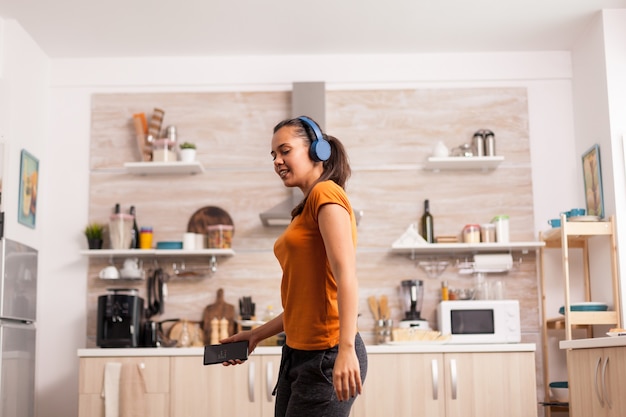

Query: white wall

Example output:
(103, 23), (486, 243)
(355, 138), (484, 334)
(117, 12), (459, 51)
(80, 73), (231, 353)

(7, 14), (618, 417)
(0, 19), (50, 417)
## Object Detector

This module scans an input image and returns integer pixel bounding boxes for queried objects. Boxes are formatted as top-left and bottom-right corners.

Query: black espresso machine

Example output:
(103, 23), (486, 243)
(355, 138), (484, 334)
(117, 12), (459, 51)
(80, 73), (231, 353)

(97, 288), (144, 348)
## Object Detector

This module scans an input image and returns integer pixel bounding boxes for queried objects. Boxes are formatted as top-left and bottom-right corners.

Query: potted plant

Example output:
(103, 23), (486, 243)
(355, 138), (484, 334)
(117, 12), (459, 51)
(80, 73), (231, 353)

(179, 142), (197, 162)
(84, 223), (105, 249)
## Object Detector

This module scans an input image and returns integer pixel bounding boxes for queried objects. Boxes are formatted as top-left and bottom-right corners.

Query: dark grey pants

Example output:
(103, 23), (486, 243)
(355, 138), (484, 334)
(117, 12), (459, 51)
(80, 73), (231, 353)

(273, 334), (368, 417)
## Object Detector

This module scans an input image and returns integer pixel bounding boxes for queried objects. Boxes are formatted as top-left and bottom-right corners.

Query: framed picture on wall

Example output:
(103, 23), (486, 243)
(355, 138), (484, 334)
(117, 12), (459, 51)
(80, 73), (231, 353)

(582, 144), (605, 219)
(18, 149), (39, 228)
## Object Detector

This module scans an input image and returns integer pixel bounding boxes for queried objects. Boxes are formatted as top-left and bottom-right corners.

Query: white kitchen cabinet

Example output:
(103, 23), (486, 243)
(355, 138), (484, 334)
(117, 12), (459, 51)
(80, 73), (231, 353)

(170, 354), (280, 417)
(78, 356), (170, 417)
(352, 351), (537, 417)
(567, 345), (626, 417)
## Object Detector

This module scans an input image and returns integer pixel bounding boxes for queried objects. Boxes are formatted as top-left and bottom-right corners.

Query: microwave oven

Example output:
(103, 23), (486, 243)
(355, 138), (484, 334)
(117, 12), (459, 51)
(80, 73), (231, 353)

(437, 300), (521, 344)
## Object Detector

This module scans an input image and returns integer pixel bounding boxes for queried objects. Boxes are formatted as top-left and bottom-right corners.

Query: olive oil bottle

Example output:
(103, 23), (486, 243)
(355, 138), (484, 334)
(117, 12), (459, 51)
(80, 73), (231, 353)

(420, 199), (434, 243)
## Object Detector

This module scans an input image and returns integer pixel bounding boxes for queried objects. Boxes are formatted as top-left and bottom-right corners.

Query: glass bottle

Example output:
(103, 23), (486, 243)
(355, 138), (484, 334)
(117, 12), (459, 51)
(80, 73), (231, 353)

(420, 199), (434, 243)
(129, 206), (140, 249)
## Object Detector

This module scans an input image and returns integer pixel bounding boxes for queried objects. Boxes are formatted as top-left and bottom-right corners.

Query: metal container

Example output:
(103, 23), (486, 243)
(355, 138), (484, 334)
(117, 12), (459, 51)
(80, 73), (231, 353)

(485, 131), (496, 156)
(472, 132), (485, 157)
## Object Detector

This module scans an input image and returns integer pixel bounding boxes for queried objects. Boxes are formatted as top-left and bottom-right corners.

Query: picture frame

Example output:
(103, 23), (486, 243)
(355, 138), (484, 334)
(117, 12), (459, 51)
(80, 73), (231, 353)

(582, 144), (604, 219)
(18, 149), (39, 228)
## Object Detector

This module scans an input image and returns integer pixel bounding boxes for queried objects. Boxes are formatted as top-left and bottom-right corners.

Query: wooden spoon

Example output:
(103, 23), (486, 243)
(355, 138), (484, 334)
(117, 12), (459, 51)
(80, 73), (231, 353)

(379, 295), (389, 320)
(368, 295), (380, 321)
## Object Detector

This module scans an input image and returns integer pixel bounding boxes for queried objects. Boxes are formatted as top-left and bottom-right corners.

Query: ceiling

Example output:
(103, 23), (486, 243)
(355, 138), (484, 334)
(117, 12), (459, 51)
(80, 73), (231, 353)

(0, 0), (625, 59)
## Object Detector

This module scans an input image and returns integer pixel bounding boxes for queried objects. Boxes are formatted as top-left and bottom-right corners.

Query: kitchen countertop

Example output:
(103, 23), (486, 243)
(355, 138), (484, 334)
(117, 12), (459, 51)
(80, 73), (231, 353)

(560, 336), (626, 350)
(78, 343), (536, 357)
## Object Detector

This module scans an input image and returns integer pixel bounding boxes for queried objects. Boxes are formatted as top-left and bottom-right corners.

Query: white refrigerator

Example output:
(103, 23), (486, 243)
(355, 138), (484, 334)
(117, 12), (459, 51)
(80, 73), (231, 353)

(0, 238), (37, 417)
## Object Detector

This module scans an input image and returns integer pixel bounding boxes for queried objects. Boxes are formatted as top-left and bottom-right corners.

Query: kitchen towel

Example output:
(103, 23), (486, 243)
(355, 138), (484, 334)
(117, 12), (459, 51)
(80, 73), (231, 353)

(103, 362), (122, 417)
(473, 254), (513, 271)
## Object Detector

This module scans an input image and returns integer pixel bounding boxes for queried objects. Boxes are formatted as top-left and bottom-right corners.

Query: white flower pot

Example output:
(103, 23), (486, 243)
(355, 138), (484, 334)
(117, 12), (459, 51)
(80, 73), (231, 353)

(180, 148), (196, 162)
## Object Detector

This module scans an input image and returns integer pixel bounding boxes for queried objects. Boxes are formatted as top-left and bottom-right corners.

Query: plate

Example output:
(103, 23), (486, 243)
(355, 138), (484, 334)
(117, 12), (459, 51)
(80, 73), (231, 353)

(187, 206), (234, 235)
(569, 215), (601, 222)
(559, 302), (608, 315)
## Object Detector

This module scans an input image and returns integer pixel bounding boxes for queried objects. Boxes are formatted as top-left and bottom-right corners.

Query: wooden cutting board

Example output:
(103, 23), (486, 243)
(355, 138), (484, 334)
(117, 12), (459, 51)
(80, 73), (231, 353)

(202, 288), (236, 344)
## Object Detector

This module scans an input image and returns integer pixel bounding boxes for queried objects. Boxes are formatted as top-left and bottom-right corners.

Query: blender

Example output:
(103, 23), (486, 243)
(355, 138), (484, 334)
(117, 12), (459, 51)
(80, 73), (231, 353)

(398, 279), (430, 329)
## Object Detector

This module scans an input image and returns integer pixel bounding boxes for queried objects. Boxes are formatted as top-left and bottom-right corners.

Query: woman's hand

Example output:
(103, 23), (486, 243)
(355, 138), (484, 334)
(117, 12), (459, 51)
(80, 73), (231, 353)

(220, 313), (284, 366)
(332, 346), (362, 401)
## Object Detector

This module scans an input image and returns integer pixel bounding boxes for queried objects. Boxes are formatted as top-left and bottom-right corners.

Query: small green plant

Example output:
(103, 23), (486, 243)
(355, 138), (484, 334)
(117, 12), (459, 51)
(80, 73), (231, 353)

(180, 142), (196, 150)
(84, 223), (105, 240)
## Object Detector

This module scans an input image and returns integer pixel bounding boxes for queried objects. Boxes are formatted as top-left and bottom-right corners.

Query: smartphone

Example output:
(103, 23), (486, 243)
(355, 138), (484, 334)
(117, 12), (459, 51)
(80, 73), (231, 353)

(203, 341), (249, 365)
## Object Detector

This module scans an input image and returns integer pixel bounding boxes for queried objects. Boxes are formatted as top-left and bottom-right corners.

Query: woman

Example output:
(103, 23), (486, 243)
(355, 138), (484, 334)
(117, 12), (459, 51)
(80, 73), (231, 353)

(221, 116), (367, 417)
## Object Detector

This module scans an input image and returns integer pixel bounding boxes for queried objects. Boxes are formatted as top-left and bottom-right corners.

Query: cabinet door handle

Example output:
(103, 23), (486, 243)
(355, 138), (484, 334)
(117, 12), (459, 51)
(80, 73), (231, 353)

(248, 361), (255, 402)
(431, 359), (438, 400)
(450, 359), (458, 400)
(601, 356), (611, 409)
(266, 361), (274, 402)
(594, 356), (604, 407)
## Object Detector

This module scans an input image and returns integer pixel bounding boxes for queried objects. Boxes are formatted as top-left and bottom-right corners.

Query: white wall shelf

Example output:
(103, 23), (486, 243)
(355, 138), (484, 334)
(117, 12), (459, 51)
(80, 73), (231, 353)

(391, 241), (544, 256)
(123, 161), (205, 175)
(424, 156), (504, 171)
(80, 248), (234, 257)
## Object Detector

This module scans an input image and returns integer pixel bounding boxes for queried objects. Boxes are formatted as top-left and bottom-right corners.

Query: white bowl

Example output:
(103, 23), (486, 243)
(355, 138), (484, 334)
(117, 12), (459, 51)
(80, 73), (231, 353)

(550, 387), (569, 403)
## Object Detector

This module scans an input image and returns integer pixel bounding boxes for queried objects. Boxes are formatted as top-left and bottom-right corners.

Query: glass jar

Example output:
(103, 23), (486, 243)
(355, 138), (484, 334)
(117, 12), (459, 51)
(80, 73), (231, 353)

(152, 139), (177, 162)
(462, 224), (481, 243)
(480, 223), (496, 243)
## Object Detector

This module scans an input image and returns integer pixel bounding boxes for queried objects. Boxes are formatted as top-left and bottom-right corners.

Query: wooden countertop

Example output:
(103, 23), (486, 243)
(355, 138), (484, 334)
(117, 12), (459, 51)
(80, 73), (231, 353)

(78, 343), (536, 357)
(560, 336), (626, 350)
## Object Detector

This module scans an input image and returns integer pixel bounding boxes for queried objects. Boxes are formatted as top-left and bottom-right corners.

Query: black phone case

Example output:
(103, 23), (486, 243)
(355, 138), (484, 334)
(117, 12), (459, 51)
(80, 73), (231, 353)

(203, 341), (249, 365)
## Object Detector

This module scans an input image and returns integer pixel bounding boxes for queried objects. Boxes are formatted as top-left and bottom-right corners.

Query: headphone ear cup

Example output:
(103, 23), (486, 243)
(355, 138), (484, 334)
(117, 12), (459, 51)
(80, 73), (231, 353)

(310, 138), (331, 162)
(298, 116), (331, 162)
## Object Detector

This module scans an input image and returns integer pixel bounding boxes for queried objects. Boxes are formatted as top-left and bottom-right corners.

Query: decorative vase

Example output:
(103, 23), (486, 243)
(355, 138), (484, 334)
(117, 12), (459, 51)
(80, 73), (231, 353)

(180, 149), (196, 163)
(87, 238), (103, 250)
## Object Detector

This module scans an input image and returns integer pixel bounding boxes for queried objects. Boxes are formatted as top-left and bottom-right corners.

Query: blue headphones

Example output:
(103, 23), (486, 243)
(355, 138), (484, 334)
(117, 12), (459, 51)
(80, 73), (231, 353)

(298, 116), (331, 162)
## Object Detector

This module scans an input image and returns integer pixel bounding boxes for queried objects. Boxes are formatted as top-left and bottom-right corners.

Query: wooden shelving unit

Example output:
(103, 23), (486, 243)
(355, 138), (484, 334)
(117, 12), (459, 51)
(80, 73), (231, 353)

(538, 214), (621, 417)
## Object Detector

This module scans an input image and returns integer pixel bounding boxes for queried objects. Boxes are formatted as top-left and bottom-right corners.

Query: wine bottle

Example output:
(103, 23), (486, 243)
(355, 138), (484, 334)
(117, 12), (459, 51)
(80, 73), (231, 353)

(420, 199), (434, 243)
(130, 205), (140, 249)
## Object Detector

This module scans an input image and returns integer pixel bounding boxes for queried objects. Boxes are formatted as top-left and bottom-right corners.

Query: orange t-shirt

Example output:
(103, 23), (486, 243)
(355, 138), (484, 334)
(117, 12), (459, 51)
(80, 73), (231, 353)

(274, 181), (357, 350)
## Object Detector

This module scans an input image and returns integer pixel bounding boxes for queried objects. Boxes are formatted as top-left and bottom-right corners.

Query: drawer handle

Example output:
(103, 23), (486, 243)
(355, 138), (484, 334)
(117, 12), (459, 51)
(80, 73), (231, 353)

(450, 359), (457, 400)
(431, 359), (438, 400)
(601, 357), (611, 409)
(266, 361), (274, 402)
(248, 361), (255, 402)
(594, 356), (604, 406)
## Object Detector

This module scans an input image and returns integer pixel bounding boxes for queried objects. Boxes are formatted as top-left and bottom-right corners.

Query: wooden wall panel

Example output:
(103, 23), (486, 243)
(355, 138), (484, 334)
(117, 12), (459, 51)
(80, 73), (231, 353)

(87, 87), (538, 350)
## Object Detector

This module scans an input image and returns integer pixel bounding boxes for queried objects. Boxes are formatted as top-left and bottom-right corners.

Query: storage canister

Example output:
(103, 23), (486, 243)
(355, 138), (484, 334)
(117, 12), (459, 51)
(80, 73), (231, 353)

(480, 223), (496, 243)
(491, 215), (510, 243)
(462, 224), (481, 243)
(207, 224), (234, 249)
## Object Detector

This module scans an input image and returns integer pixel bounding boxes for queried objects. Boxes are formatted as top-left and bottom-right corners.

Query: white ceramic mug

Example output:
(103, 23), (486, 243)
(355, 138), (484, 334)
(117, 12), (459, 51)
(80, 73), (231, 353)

(99, 265), (120, 279)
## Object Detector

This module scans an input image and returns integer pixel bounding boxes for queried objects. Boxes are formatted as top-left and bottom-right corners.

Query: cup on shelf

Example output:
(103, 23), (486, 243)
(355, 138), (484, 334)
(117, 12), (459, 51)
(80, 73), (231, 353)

(98, 265), (120, 280)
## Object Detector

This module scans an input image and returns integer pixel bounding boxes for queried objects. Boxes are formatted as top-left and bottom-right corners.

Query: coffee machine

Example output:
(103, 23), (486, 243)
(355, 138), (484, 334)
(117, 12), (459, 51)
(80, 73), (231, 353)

(97, 288), (144, 348)
(399, 279), (430, 329)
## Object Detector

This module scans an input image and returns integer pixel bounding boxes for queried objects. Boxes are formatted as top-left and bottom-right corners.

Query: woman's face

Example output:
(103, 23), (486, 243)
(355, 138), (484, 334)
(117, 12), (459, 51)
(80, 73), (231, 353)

(271, 125), (322, 191)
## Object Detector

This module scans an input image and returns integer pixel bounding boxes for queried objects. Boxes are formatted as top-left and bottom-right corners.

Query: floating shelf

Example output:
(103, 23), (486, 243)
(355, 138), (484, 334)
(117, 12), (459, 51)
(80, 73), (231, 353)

(424, 156), (504, 171)
(80, 248), (234, 258)
(123, 161), (205, 175)
(391, 241), (544, 256)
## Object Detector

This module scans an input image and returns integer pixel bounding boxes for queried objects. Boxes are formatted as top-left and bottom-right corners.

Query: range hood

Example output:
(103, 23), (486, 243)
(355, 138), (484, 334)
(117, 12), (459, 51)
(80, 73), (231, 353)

(259, 82), (363, 227)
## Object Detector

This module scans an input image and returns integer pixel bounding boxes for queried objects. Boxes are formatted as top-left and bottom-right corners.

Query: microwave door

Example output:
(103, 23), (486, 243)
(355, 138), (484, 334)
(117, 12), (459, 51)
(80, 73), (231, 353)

(0, 320), (36, 417)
